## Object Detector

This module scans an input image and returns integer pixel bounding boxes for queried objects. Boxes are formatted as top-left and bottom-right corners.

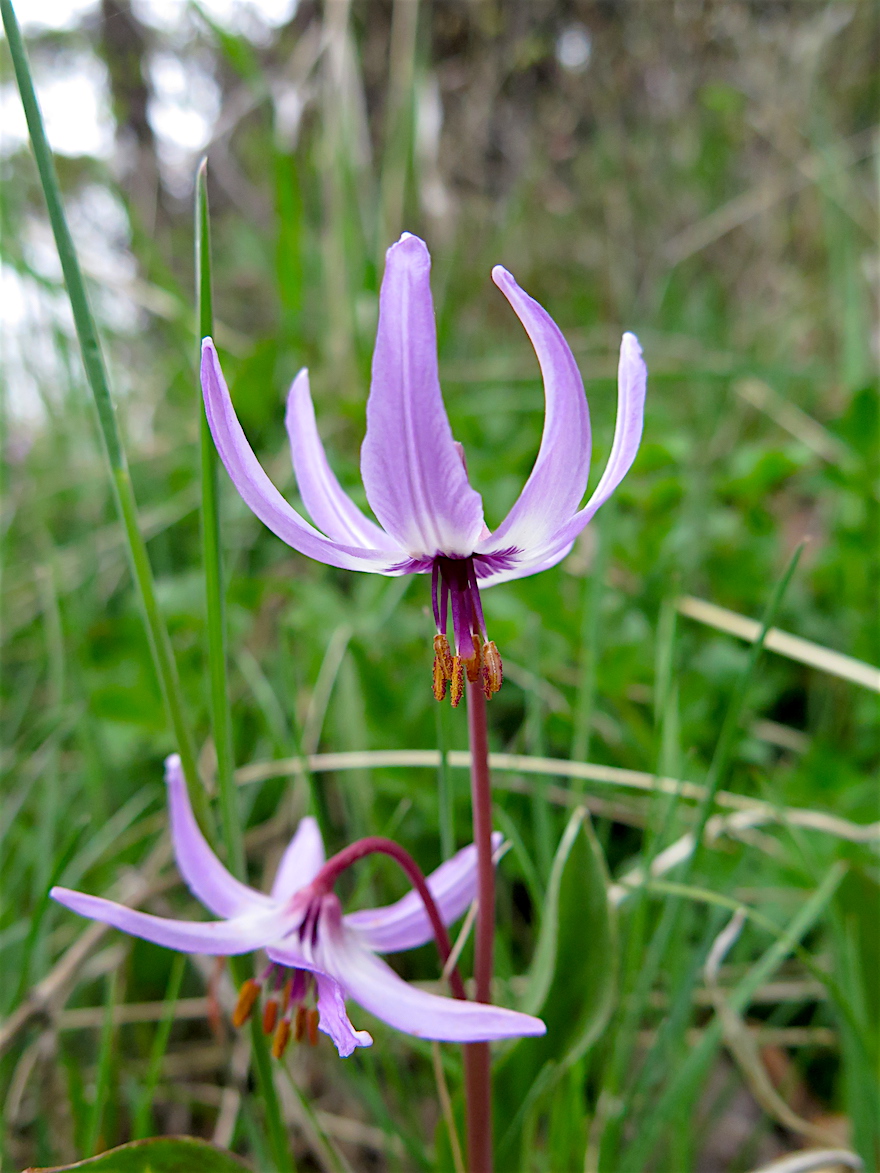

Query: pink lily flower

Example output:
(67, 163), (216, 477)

(201, 233), (646, 703)
(51, 755), (545, 1058)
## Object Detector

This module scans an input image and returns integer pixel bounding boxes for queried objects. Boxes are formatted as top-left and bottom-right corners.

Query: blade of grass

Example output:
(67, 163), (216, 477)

(84, 968), (119, 1157)
(619, 861), (847, 1172)
(196, 160), (295, 1173)
(196, 160), (243, 877)
(1, 0), (207, 831)
(571, 507), (610, 767)
(133, 952), (185, 1138)
(598, 543), (805, 1164)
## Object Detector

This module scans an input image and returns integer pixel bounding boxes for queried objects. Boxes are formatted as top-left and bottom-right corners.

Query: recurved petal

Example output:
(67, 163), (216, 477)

(360, 234), (485, 558)
(480, 332), (646, 579)
(314, 972), (373, 1057)
(479, 267), (591, 553)
(344, 832), (503, 954)
(285, 369), (396, 549)
(324, 933), (546, 1043)
(50, 887), (292, 955)
(270, 816), (326, 902)
(165, 755), (272, 919)
(201, 339), (401, 574)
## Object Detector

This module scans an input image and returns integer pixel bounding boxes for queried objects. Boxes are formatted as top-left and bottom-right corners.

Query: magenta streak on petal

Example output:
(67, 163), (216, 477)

(466, 561), (488, 640)
(474, 539), (577, 588)
(49, 887), (292, 955)
(345, 832), (503, 954)
(165, 754), (272, 919)
(360, 234), (485, 559)
(285, 369), (397, 550)
(200, 339), (401, 575)
(481, 266), (591, 553)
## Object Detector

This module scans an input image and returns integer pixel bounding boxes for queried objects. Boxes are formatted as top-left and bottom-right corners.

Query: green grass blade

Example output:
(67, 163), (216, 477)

(133, 953), (185, 1139)
(1, 0), (207, 831)
(619, 861), (847, 1172)
(196, 160), (243, 878)
(85, 969), (119, 1157)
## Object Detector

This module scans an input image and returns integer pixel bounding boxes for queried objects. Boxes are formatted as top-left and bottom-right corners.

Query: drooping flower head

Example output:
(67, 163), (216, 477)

(51, 756), (545, 1058)
(201, 233), (647, 704)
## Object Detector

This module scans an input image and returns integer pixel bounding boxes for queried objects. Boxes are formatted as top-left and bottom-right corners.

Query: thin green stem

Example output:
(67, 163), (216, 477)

(134, 953), (185, 1138)
(196, 160), (243, 878)
(196, 165), (293, 1169)
(2, 0), (207, 831)
(85, 969), (118, 1157)
(246, 997), (296, 1173)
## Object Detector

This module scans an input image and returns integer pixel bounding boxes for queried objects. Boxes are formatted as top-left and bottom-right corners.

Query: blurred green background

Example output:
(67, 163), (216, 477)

(1, 2), (878, 1171)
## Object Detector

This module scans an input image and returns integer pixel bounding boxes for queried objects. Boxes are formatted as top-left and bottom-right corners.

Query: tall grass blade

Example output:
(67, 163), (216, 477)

(0, 0), (207, 829)
(196, 160), (243, 877)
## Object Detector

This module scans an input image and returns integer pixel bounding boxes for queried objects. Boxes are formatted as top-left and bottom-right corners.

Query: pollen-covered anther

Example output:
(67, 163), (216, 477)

(294, 1003), (308, 1042)
(232, 978), (261, 1028)
(433, 633), (453, 678)
(482, 640), (503, 698)
(464, 634), (483, 684)
(450, 656), (465, 707)
(272, 1017), (292, 1059)
(262, 998), (279, 1035)
(432, 656), (448, 702)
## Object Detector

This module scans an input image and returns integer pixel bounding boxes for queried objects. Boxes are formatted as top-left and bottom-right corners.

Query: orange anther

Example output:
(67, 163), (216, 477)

(271, 1017), (292, 1059)
(433, 655), (448, 702)
(433, 633), (453, 678)
(306, 1008), (319, 1047)
(294, 1004), (308, 1042)
(281, 976), (293, 1013)
(482, 641), (503, 697)
(465, 634), (483, 683)
(450, 656), (465, 707)
(262, 998), (279, 1035)
(232, 979), (260, 1028)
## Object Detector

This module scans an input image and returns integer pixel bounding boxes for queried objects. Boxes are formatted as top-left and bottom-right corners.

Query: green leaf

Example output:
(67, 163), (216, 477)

(496, 808), (617, 1161)
(520, 806), (617, 1060)
(26, 1136), (252, 1172)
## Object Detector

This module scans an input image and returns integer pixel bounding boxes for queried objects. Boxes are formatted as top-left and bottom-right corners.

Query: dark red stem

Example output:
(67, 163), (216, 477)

(313, 837), (466, 1001)
(464, 678), (494, 1173)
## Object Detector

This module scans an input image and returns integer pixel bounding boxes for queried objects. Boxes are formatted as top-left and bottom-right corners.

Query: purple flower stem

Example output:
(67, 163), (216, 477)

(464, 678), (495, 1173)
(313, 837), (466, 1001)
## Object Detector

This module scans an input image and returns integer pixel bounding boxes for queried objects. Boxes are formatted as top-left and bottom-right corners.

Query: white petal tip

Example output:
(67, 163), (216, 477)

(621, 331), (642, 354)
(163, 754), (183, 783)
(201, 336), (216, 354)
(491, 264), (513, 288)
(388, 233), (429, 266)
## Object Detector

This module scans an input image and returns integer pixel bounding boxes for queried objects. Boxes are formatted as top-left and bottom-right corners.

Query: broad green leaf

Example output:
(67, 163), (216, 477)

(496, 807), (618, 1161)
(519, 805), (618, 1062)
(26, 1137), (252, 1173)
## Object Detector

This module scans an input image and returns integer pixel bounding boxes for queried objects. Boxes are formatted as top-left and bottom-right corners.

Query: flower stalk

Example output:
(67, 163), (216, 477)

(464, 677), (496, 1173)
